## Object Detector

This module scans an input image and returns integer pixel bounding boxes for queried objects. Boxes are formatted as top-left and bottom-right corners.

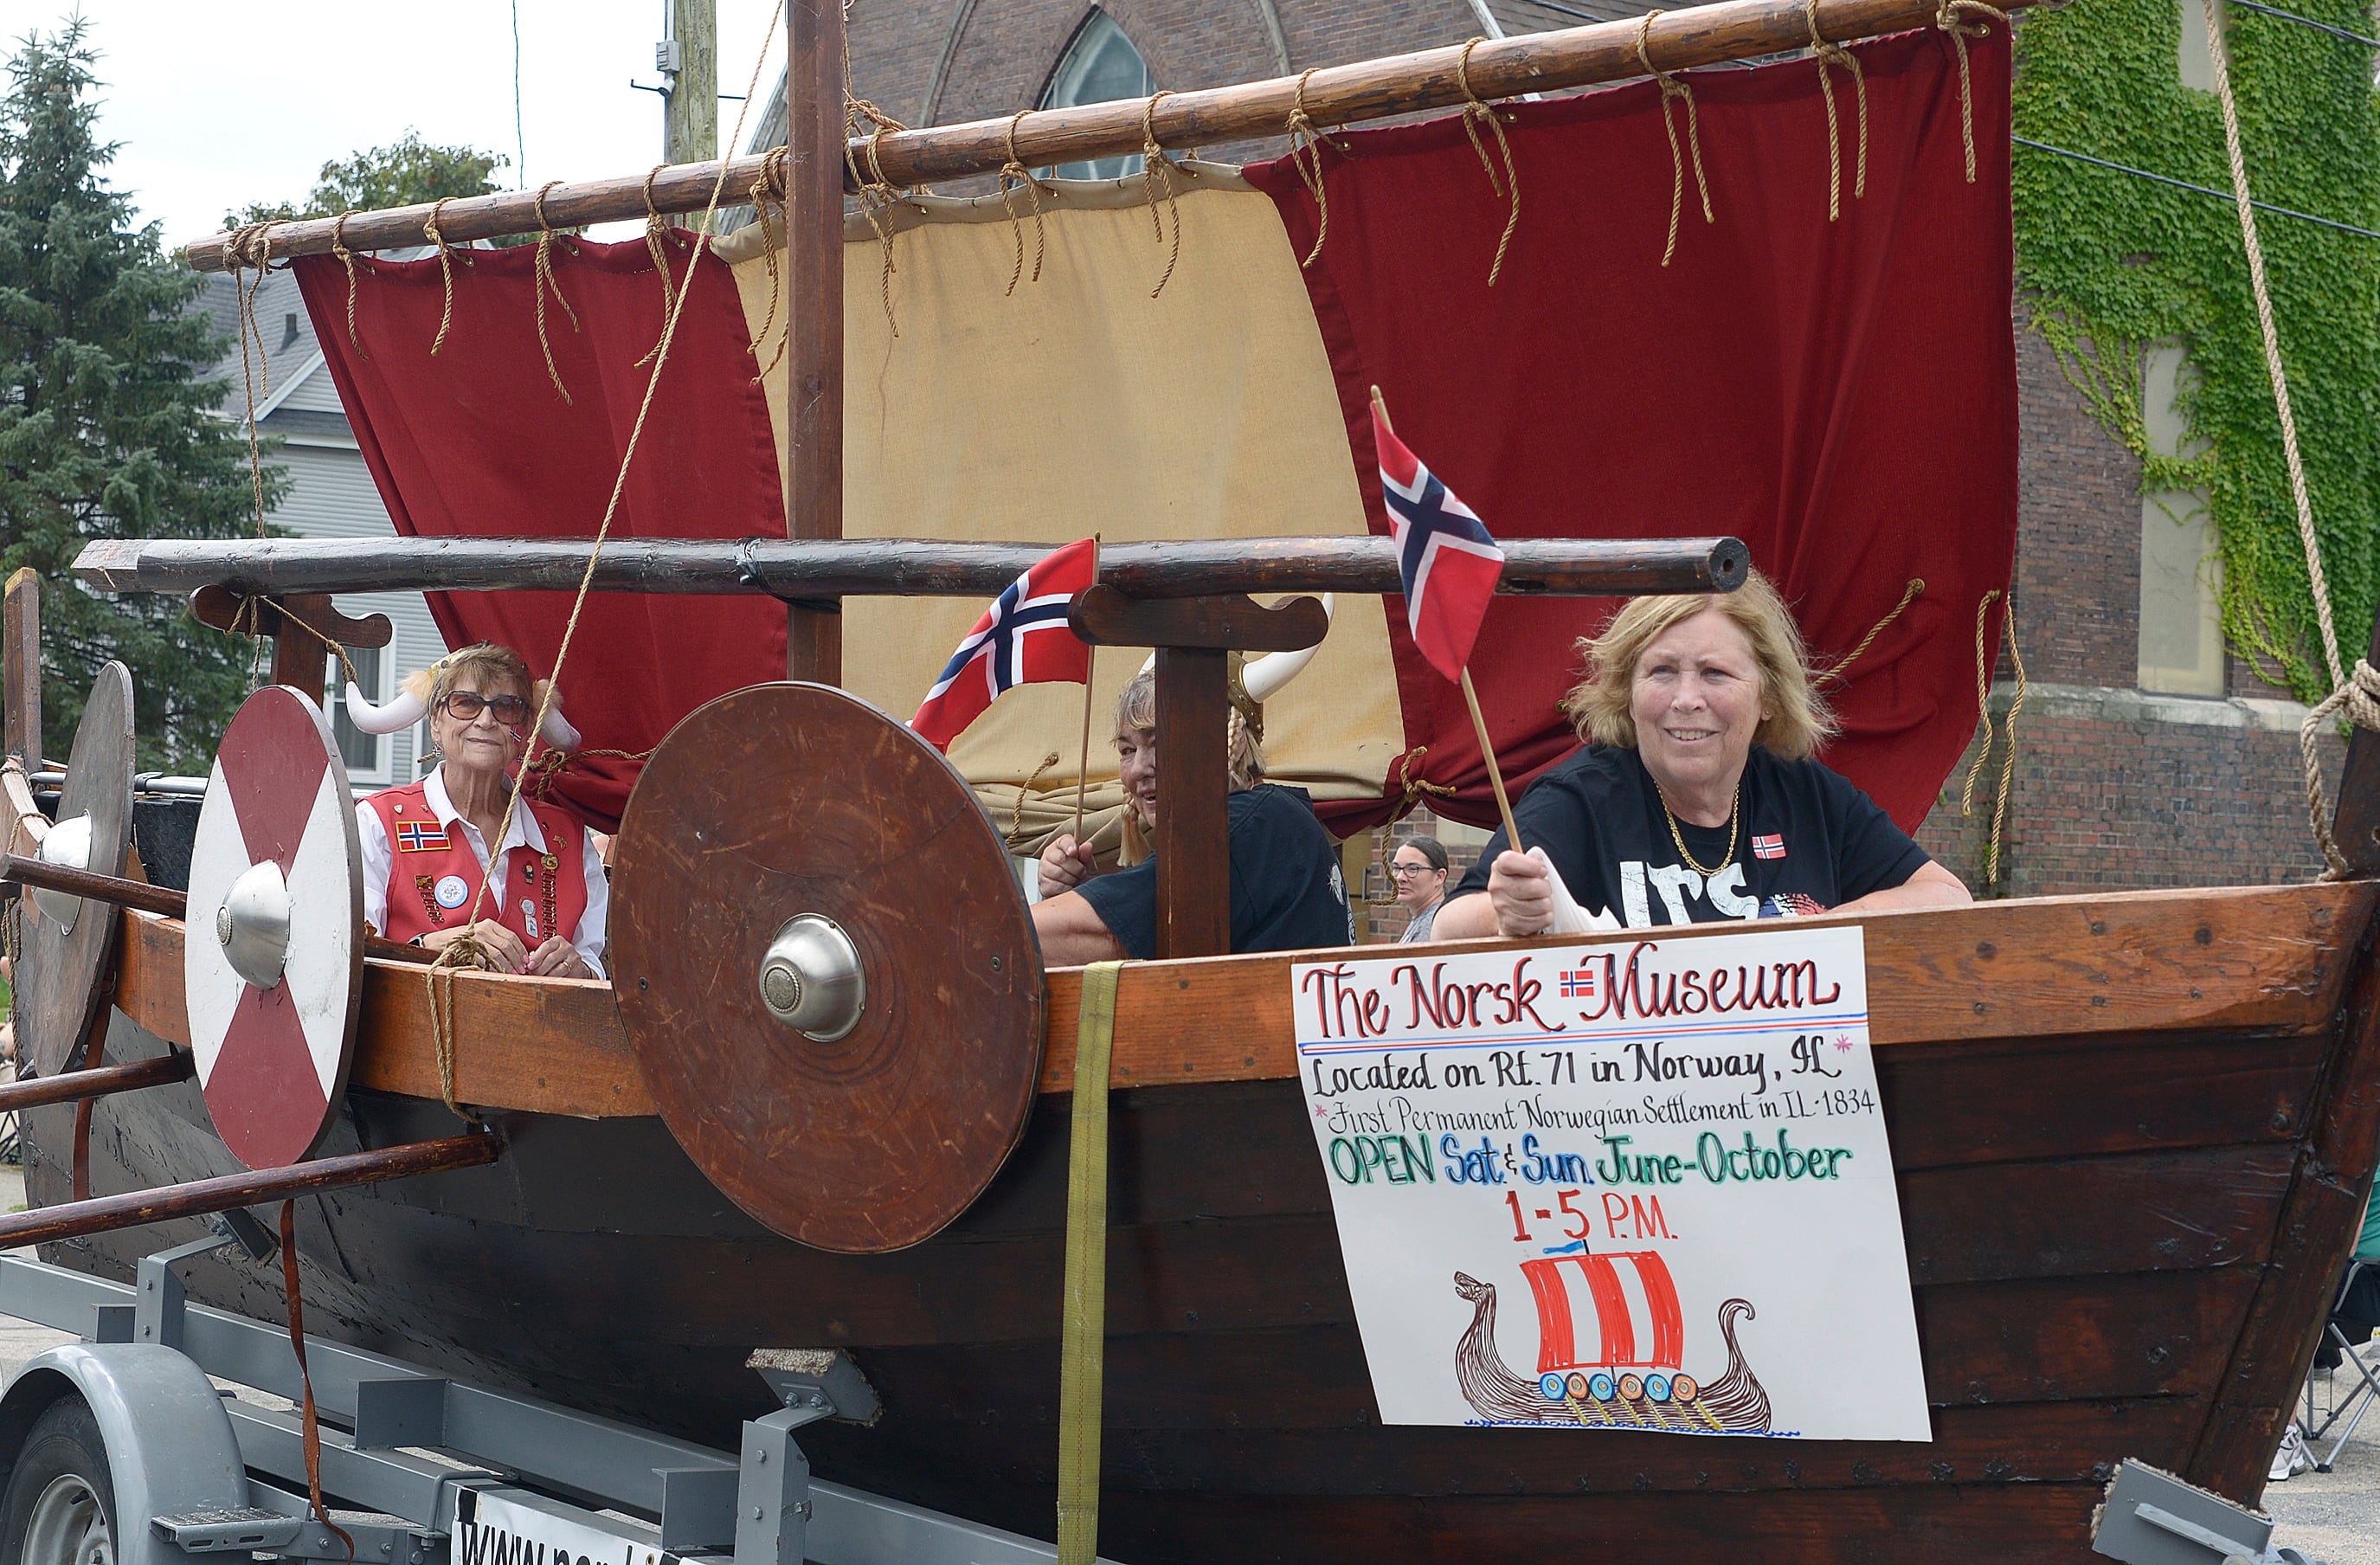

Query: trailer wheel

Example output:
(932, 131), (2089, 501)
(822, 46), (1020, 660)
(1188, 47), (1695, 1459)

(0, 1397), (114, 1565)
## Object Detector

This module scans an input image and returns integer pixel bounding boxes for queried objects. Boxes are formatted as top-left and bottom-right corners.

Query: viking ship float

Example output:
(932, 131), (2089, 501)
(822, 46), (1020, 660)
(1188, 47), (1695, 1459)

(3, 0), (2377, 1559)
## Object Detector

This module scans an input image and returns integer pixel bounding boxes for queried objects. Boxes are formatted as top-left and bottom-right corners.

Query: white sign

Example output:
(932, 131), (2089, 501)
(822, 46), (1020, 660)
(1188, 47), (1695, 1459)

(451, 1486), (676, 1565)
(1293, 924), (1930, 1441)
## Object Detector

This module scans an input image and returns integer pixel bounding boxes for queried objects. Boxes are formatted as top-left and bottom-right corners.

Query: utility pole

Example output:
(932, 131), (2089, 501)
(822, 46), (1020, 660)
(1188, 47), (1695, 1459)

(661, 0), (719, 164)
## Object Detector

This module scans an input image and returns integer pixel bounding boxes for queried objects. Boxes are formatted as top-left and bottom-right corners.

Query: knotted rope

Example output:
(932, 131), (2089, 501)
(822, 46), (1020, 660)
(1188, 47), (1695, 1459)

(532, 182), (582, 405)
(844, 104), (908, 337)
(422, 0), (782, 1124)
(2300, 665), (2380, 878)
(1284, 71), (1342, 270)
(1393, 744), (1459, 821)
(1637, 12), (1713, 267)
(423, 197), (462, 357)
(1139, 91), (1184, 298)
(1013, 750), (1065, 844)
(518, 743), (658, 804)
(1818, 577), (1923, 685)
(745, 148), (792, 382)
(1456, 38), (1522, 286)
(330, 212), (367, 356)
(998, 111), (1056, 296)
(227, 224), (277, 554)
(1959, 588), (2028, 891)
(634, 168), (681, 367)
(1806, 0), (1869, 221)
(1936, 0), (2010, 184)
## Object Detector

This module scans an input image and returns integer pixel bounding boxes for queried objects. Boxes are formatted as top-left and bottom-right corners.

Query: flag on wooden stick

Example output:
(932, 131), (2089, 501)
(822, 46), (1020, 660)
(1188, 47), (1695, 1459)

(912, 538), (1098, 751)
(1373, 402), (1506, 682)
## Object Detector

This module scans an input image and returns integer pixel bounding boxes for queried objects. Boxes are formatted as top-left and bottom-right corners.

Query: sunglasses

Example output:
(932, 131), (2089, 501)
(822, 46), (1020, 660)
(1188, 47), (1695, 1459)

(440, 690), (531, 725)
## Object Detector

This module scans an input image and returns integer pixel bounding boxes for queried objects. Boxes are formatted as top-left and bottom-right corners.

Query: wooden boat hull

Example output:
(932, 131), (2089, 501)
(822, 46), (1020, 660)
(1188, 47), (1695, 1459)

(23, 881), (2380, 1563)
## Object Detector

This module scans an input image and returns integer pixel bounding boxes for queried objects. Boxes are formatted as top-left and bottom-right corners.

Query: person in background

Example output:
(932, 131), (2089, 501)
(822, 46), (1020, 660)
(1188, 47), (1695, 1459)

(1393, 836), (1452, 943)
(1434, 570), (1968, 938)
(1033, 670), (1348, 964)
(352, 644), (607, 977)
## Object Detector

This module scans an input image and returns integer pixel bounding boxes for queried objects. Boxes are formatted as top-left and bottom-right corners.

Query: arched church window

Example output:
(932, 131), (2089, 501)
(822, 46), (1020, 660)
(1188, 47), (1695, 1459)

(1040, 10), (1151, 180)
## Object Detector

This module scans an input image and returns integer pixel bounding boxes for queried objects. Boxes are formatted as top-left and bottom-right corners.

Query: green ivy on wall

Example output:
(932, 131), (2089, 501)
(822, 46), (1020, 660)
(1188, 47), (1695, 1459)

(2011, 0), (2380, 698)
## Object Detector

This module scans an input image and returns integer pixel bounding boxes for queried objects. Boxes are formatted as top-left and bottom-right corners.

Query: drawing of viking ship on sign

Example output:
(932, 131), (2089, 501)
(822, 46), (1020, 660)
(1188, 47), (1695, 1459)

(1454, 1253), (1772, 1433)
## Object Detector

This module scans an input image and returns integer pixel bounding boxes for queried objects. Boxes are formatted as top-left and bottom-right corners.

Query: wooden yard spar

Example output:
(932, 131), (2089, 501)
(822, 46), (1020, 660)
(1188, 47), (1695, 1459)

(176, 0), (2042, 269)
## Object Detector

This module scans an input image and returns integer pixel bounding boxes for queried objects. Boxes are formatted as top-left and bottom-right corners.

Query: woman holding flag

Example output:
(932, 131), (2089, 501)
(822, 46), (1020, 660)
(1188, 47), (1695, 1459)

(1431, 573), (1970, 937)
(1361, 388), (1963, 939)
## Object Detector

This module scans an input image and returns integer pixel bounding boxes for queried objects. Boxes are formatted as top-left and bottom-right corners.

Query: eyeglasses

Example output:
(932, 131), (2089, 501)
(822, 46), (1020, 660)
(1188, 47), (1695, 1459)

(1391, 862), (1442, 879)
(440, 690), (531, 725)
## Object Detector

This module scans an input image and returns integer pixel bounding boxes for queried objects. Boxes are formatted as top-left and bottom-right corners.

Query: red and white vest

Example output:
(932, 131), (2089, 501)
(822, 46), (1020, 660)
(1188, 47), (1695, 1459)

(364, 781), (589, 950)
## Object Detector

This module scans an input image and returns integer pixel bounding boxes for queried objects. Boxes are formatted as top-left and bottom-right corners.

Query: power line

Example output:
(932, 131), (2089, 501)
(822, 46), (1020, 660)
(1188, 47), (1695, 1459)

(2012, 136), (2380, 241)
(512, 1), (527, 187)
(2225, 0), (2380, 48)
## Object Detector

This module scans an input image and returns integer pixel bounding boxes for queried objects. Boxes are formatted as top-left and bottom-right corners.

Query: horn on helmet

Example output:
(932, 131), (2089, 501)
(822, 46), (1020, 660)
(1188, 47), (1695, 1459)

(538, 701), (582, 752)
(1242, 594), (1335, 705)
(341, 684), (428, 736)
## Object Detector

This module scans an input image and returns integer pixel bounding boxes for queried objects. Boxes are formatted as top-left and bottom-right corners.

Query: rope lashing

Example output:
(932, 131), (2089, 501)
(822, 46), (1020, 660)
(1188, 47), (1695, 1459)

(2198, 0), (2340, 692)
(997, 111), (1056, 296)
(422, 0), (786, 1111)
(634, 168), (682, 367)
(2300, 664), (2380, 879)
(1139, 91), (1184, 299)
(744, 149), (792, 383)
(531, 182), (582, 406)
(1455, 38), (1523, 286)
(1637, 12), (1713, 267)
(227, 223), (277, 562)
(843, 23), (913, 337)
(1393, 744), (1459, 820)
(1805, 0), (1869, 221)
(423, 197), (463, 357)
(1818, 577), (1924, 685)
(1936, 0), (2010, 184)
(1959, 588), (2027, 891)
(518, 743), (658, 803)
(330, 212), (367, 357)
(427, 937), (498, 1126)
(1284, 70), (1344, 270)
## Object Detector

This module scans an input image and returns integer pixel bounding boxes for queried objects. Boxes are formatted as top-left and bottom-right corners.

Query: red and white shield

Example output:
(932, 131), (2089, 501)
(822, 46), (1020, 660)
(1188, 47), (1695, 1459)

(184, 687), (364, 1169)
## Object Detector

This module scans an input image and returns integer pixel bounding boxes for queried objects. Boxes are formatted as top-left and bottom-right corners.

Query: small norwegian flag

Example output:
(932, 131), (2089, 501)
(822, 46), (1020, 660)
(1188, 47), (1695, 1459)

(1752, 833), (1786, 860)
(1373, 407), (1506, 681)
(395, 820), (450, 853)
(911, 538), (1098, 751)
(1560, 968), (1599, 1001)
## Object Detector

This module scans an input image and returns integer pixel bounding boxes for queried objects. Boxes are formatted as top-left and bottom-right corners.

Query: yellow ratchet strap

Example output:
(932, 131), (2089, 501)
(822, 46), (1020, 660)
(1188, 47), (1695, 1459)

(1058, 960), (1124, 1565)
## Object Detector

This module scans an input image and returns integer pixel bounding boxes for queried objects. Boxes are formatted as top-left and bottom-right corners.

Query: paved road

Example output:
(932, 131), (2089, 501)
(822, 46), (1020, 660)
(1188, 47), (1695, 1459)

(0, 1168), (2369, 1560)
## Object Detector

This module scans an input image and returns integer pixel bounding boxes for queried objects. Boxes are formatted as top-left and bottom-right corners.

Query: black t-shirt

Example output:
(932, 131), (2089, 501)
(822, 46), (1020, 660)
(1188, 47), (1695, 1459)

(1451, 745), (1929, 928)
(1077, 783), (1349, 959)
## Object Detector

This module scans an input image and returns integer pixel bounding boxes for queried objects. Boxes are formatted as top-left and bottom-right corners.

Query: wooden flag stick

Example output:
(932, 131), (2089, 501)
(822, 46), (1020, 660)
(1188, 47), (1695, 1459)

(1072, 538), (1103, 847)
(1460, 667), (1524, 854)
(1370, 386), (1524, 854)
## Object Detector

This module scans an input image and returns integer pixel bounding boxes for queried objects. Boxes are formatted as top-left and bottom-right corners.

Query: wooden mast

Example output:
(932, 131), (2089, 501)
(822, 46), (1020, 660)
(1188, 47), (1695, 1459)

(785, 0), (844, 684)
(177, 0), (2038, 270)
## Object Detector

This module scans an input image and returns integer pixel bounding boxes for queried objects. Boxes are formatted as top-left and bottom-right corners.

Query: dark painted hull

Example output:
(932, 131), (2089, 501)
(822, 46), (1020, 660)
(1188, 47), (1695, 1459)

(23, 964), (2373, 1565)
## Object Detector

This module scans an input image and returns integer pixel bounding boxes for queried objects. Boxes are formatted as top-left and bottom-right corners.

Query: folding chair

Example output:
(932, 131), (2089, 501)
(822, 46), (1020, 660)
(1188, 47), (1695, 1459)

(2301, 1176), (2380, 1472)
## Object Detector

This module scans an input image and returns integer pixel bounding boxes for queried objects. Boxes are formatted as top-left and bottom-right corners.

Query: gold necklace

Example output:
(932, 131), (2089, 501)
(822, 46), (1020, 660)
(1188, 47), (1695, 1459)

(1657, 782), (1740, 878)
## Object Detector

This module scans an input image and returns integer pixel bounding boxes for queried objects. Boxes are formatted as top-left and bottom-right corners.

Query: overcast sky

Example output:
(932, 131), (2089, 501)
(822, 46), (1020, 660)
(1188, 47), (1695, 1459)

(2, 1), (789, 248)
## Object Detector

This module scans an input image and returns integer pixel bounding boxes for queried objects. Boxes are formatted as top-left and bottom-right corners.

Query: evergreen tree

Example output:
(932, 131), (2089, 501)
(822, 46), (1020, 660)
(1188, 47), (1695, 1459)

(0, 19), (280, 770)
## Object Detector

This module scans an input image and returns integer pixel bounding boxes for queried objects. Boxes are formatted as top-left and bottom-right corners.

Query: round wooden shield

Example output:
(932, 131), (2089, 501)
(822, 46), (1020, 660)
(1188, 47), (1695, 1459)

(21, 664), (135, 1077)
(610, 682), (1045, 1253)
(183, 686), (363, 1169)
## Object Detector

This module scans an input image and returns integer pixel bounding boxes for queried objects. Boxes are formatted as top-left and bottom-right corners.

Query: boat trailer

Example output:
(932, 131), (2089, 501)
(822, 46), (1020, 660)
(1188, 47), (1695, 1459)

(0, 1235), (1121, 1565)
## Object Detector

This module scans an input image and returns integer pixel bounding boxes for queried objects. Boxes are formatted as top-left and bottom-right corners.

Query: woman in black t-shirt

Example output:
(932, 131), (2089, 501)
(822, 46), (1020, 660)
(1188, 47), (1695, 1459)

(1435, 571), (1969, 937)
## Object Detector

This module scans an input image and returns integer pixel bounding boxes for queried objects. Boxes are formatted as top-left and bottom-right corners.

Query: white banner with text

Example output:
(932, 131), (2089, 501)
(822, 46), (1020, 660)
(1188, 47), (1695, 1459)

(1294, 924), (1930, 1440)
